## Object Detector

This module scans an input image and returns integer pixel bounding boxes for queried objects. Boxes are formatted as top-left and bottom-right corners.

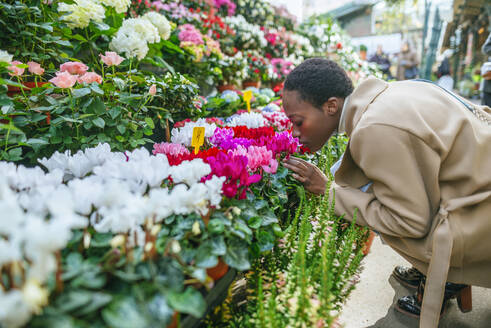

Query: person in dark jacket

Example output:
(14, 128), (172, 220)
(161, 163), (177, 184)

(368, 45), (392, 79)
(482, 33), (491, 107)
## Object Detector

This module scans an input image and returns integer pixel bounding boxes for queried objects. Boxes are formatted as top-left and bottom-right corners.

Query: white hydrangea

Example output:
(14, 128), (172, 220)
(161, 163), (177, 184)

(171, 118), (217, 146)
(58, 0), (105, 29)
(143, 11), (171, 40)
(99, 0), (131, 14)
(0, 50), (13, 63)
(226, 112), (267, 129)
(0, 290), (32, 328)
(110, 18), (160, 60)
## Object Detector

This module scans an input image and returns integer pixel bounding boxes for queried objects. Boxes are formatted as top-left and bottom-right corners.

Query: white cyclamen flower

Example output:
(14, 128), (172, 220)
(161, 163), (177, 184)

(143, 11), (171, 40)
(171, 119), (217, 146)
(0, 50), (13, 63)
(227, 112), (267, 129)
(170, 159), (211, 186)
(58, 0), (105, 29)
(99, 0), (131, 14)
(0, 290), (32, 328)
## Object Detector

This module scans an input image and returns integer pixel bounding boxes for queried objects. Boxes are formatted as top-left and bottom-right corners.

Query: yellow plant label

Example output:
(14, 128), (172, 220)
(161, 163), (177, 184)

(191, 126), (205, 154)
(243, 90), (253, 113)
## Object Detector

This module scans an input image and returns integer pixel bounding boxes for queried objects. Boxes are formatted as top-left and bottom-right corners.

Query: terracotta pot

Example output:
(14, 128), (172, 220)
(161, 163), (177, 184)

(217, 84), (236, 93)
(362, 230), (376, 256)
(206, 257), (229, 281)
(166, 312), (178, 328)
(7, 81), (49, 97)
(242, 80), (261, 89)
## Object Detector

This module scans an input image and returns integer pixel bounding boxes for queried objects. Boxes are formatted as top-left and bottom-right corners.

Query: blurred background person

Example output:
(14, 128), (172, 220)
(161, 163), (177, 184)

(482, 33), (491, 107)
(436, 49), (453, 91)
(396, 41), (419, 80)
(369, 44), (392, 80)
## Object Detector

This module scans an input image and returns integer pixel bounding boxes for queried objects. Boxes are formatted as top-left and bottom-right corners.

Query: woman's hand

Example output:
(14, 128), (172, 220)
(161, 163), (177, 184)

(283, 157), (328, 195)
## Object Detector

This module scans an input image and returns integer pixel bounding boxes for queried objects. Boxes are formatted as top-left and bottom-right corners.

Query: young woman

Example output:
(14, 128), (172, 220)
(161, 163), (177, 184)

(282, 58), (491, 328)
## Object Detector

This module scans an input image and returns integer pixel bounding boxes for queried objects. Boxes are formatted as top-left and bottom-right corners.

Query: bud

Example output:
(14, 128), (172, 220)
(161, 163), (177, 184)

(226, 212), (233, 220)
(22, 279), (49, 314)
(83, 231), (91, 249)
(231, 207), (241, 216)
(110, 234), (126, 249)
(144, 242), (154, 253)
(170, 240), (181, 254)
(150, 224), (162, 236)
(192, 221), (201, 235)
(149, 84), (157, 96)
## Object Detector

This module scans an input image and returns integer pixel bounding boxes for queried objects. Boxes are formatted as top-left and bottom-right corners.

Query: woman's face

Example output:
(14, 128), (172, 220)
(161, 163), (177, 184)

(283, 90), (341, 152)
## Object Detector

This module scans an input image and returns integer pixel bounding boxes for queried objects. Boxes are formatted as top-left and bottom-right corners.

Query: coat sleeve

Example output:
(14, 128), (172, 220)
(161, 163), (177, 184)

(483, 34), (491, 57)
(329, 124), (441, 238)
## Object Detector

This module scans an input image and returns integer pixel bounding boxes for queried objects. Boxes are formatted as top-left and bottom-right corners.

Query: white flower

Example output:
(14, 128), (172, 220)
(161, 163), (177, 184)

(170, 119), (217, 146)
(21, 279), (49, 314)
(170, 159), (211, 186)
(143, 11), (171, 40)
(110, 28), (149, 60)
(99, 0), (131, 13)
(204, 175), (225, 208)
(120, 18), (160, 43)
(227, 112), (267, 128)
(0, 290), (32, 328)
(58, 0), (105, 29)
(0, 50), (13, 63)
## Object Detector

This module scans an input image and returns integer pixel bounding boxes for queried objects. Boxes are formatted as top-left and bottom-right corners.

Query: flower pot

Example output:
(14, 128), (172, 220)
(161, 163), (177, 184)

(7, 81), (49, 97)
(206, 258), (229, 281)
(362, 230), (376, 256)
(217, 84), (236, 93)
(242, 80), (261, 89)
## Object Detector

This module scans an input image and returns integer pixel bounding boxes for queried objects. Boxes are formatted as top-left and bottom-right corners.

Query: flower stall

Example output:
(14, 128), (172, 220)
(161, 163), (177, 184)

(0, 1), (379, 327)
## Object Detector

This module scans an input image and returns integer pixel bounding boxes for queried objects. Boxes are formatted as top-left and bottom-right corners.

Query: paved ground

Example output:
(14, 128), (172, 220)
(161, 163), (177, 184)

(339, 237), (491, 328)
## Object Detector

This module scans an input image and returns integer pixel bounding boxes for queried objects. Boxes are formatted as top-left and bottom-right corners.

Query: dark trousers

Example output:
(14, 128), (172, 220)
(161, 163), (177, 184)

(483, 92), (491, 107)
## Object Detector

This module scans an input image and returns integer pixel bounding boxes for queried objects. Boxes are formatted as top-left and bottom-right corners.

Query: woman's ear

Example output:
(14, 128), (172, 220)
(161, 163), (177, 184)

(322, 97), (339, 116)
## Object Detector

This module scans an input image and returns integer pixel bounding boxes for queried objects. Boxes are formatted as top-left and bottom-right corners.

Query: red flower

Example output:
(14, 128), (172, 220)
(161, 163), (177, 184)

(252, 57), (257, 62)
(254, 68), (260, 74)
(265, 53), (272, 59)
(336, 42), (343, 50)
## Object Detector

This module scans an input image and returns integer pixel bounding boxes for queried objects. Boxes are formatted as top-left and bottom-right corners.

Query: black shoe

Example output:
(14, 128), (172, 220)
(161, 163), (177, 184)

(392, 266), (424, 289)
(394, 278), (472, 318)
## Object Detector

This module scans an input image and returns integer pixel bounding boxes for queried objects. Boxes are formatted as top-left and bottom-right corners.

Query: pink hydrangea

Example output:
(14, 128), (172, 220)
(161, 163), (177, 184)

(49, 71), (78, 88)
(78, 72), (102, 84)
(60, 61), (88, 75)
(178, 24), (204, 45)
(27, 61), (45, 75)
(8, 61), (25, 77)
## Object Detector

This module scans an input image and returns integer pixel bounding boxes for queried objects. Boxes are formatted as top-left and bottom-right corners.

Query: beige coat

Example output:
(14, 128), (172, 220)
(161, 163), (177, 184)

(396, 49), (419, 80)
(330, 77), (491, 327)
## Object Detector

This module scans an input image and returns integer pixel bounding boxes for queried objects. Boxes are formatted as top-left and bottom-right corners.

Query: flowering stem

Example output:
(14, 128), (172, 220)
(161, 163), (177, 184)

(16, 76), (30, 109)
(128, 59), (133, 93)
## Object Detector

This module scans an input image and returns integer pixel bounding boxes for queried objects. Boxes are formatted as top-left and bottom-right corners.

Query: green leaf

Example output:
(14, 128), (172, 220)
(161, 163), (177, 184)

(224, 240), (251, 270)
(144, 117), (154, 129)
(71, 34), (87, 42)
(210, 236), (226, 256)
(72, 87), (91, 98)
(92, 117), (105, 129)
(54, 290), (92, 313)
(102, 297), (149, 328)
(167, 288), (206, 318)
(257, 230), (275, 252)
(208, 218), (224, 234)
(88, 97), (106, 115)
(247, 216), (262, 229)
(195, 243), (218, 268)
(26, 138), (49, 145)
(73, 292), (112, 316)
(91, 233), (112, 247)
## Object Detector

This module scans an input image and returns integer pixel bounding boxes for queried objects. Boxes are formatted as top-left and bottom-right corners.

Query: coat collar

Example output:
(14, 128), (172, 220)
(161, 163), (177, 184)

(343, 76), (389, 136)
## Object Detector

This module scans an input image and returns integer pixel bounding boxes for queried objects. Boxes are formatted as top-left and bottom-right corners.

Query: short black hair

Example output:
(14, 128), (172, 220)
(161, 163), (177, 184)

(284, 58), (353, 108)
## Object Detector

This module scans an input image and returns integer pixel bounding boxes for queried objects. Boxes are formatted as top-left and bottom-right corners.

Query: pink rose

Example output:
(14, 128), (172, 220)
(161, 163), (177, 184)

(99, 51), (124, 66)
(8, 61), (25, 77)
(49, 71), (78, 88)
(149, 84), (156, 96)
(27, 61), (45, 75)
(78, 72), (102, 84)
(59, 61), (88, 75)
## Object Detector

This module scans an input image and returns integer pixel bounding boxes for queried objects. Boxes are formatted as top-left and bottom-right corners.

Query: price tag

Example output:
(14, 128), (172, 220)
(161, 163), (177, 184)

(191, 127), (205, 154)
(243, 90), (253, 113)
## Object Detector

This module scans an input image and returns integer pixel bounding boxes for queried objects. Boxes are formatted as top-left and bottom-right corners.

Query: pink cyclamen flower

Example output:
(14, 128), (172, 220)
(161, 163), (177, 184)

(78, 72), (102, 84)
(149, 84), (157, 96)
(27, 61), (44, 75)
(152, 142), (190, 156)
(100, 51), (124, 66)
(59, 61), (88, 75)
(8, 61), (25, 77)
(49, 71), (78, 88)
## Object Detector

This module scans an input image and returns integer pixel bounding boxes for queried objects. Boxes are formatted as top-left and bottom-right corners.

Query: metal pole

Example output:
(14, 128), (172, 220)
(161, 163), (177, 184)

(423, 7), (442, 79)
(421, 0), (431, 69)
